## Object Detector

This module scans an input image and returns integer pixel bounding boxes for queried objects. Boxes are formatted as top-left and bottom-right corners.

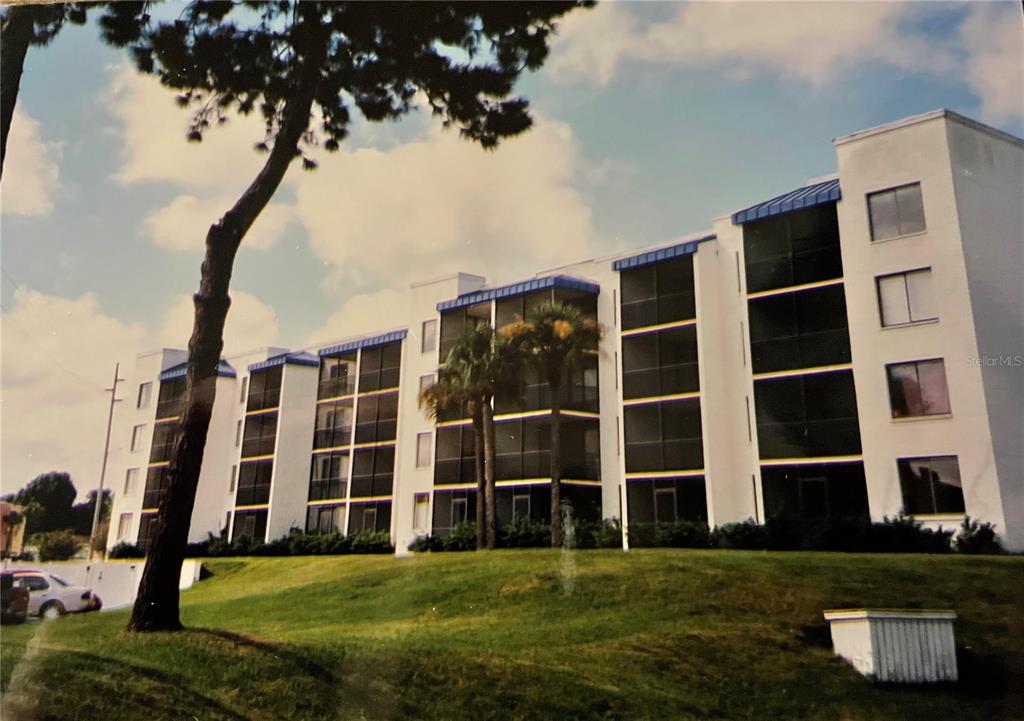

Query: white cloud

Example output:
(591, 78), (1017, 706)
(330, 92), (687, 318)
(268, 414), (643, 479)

(106, 63), (273, 195)
(294, 118), (596, 290)
(550, 2), (1022, 120)
(0, 289), (147, 496)
(144, 194), (292, 252)
(0, 108), (62, 216)
(961, 4), (1024, 123)
(304, 288), (410, 347)
(158, 290), (281, 355)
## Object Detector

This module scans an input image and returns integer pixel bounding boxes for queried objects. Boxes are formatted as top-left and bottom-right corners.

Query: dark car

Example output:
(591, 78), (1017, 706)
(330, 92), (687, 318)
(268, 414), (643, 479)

(1, 571), (30, 623)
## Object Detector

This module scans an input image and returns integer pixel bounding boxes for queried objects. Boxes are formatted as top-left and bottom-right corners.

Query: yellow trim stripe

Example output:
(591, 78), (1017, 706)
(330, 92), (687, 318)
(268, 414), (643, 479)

(306, 498), (347, 506)
(311, 445), (351, 455)
(625, 470), (704, 480)
(752, 363), (852, 381)
(147, 461), (170, 468)
(357, 387), (400, 398)
(154, 416), (180, 424)
(494, 409), (550, 422)
(623, 391), (700, 407)
(350, 440), (396, 450)
(432, 479), (601, 490)
(140, 507), (158, 513)
(436, 418), (473, 429)
(759, 455), (863, 467)
(562, 410), (600, 419)
(245, 406), (280, 416)
(746, 277), (843, 300)
(432, 483), (477, 491)
(348, 496), (393, 504)
(233, 503), (270, 511)
(316, 393), (355, 405)
(620, 318), (697, 338)
(239, 454), (275, 463)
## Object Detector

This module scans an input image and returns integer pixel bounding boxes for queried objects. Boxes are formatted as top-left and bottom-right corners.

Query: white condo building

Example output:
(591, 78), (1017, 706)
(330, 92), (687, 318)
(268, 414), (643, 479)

(106, 109), (1024, 553)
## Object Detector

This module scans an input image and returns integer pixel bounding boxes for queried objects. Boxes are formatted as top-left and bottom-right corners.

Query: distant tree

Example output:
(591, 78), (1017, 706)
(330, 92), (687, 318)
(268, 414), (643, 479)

(110, 1), (591, 633)
(34, 530), (81, 562)
(3, 509), (24, 557)
(3, 471), (77, 535)
(71, 489), (113, 536)
(503, 302), (602, 546)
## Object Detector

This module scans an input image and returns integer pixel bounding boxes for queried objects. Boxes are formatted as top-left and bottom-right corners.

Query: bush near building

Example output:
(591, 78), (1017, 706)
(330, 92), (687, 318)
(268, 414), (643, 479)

(33, 530), (82, 561)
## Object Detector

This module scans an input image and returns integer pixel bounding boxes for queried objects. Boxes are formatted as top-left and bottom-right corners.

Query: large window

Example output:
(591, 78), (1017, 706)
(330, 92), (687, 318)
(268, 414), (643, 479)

(619, 257), (696, 331)
(626, 477), (708, 529)
(241, 412), (278, 458)
(495, 417), (600, 481)
(431, 490), (476, 535)
(137, 513), (159, 549)
(155, 378), (185, 419)
(306, 503), (345, 534)
(347, 501), (391, 534)
(621, 325), (699, 399)
(623, 398), (703, 473)
(149, 422), (177, 463)
(142, 466), (169, 510)
(743, 204), (842, 294)
(358, 342), (402, 393)
(886, 359), (951, 418)
(313, 399), (353, 450)
(747, 284), (851, 374)
(247, 367), (282, 411)
(351, 446), (395, 498)
(868, 183), (925, 241)
(754, 370), (861, 458)
(309, 451), (348, 501)
(876, 268), (937, 327)
(761, 462), (870, 520)
(232, 509), (268, 542)
(355, 392), (399, 444)
(434, 425), (477, 486)
(236, 460), (273, 506)
(318, 353), (356, 399)
(898, 456), (965, 515)
(439, 303), (490, 361)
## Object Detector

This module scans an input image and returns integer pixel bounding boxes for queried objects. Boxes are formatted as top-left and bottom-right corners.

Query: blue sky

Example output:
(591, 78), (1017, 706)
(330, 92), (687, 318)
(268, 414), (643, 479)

(2, 1), (1022, 493)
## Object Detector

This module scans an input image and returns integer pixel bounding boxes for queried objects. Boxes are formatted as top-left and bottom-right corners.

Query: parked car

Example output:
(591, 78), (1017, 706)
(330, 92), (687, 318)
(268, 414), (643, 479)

(9, 570), (101, 619)
(1, 572), (29, 623)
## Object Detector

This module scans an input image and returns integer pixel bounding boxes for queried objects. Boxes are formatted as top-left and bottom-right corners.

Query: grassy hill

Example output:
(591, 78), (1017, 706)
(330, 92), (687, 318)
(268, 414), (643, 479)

(1, 549), (1021, 720)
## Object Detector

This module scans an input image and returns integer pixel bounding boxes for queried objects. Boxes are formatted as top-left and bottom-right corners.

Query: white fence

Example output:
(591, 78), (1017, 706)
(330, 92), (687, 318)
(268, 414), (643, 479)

(3, 559), (202, 611)
(823, 608), (958, 683)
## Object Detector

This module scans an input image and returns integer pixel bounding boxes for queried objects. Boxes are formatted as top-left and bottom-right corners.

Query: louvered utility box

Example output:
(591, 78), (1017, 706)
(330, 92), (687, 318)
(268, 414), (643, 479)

(823, 609), (958, 683)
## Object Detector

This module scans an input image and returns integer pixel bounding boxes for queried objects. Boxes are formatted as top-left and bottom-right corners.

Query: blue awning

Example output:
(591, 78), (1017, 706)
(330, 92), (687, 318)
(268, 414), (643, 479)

(612, 234), (716, 271)
(318, 330), (408, 358)
(731, 178), (841, 225)
(437, 274), (600, 312)
(159, 358), (236, 381)
(247, 351), (319, 373)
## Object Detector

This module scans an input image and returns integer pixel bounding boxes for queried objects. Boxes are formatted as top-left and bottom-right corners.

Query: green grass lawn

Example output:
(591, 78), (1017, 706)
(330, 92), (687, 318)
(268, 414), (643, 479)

(1, 550), (1021, 720)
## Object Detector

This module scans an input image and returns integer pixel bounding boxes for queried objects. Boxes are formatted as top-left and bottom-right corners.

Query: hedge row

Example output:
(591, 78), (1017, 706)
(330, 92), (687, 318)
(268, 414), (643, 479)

(408, 517), (623, 552)
(108, 529), (393, 559)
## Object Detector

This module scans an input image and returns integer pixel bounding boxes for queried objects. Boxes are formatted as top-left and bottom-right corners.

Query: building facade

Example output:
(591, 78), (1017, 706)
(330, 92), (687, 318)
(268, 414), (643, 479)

(106, 110), (1024, 553)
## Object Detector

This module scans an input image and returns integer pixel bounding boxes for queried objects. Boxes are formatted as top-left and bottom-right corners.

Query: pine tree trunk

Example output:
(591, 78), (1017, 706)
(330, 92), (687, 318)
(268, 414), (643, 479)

(0, 6), (35, 179)
(127, 18), (326, 633)
(472, 409), (485, 551)
(482, 396), (497, 550)
(549, 376), (563, 547)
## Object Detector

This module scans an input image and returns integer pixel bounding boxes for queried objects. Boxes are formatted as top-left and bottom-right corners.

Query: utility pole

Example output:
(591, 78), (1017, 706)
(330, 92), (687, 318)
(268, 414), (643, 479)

(88, 362), (124, 561)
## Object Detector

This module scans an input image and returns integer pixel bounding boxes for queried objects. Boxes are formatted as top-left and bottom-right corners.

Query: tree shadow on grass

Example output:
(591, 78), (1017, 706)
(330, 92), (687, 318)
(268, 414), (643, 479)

(190, 627), (337, 683)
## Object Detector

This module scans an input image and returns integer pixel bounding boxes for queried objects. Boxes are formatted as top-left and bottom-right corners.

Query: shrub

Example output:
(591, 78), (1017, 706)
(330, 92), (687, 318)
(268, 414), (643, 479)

(35, 530), (81, 561)
(956, 517), (1004, 555)
(408, 534), (444, 553)
(866, 513), (952, 554)
(591, 518), (623, 548)
(654, 520), (711, 548)
(348, 530), (393, 554)
(711, 519), (768, 550)
(107, 541), (145, 559)
(500, 516), (548, 549)
(444, 521), (478, 552)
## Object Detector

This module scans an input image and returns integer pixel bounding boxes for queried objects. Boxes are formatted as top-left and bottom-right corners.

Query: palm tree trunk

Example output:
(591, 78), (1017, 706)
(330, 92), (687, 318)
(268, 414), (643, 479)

(482, 396), (497, 550)
(0, 6), (35, 179)
(127, 17), (326, 633)
(472, 410), (485, 551)
(549, 378), (563, 547)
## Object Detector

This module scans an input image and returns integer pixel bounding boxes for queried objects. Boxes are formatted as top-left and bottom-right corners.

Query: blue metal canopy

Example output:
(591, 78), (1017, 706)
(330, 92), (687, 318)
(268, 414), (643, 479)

(318, 329), (408, 358)
(437, 274), (600, 312)
(159, 358), (236, 381)
(731, 178), (841, 225)
(612, 234), (716, 271)
(247, 351), (319, 372)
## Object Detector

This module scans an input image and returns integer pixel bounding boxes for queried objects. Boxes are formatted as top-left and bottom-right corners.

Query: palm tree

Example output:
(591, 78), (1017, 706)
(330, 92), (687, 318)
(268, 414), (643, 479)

(3, 509), (23, 558)
(503, 301), (602, 547)
(419, 365), (484, 550)
(435, 324), (524, 549)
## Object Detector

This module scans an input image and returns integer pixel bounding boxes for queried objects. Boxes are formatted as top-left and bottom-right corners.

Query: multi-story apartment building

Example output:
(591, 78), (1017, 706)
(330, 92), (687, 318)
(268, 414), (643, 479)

(106, 109), (1024, 553)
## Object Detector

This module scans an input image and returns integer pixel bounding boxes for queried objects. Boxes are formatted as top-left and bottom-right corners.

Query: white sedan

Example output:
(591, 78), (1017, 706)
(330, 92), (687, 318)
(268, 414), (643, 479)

(10, 570), (102, 619)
